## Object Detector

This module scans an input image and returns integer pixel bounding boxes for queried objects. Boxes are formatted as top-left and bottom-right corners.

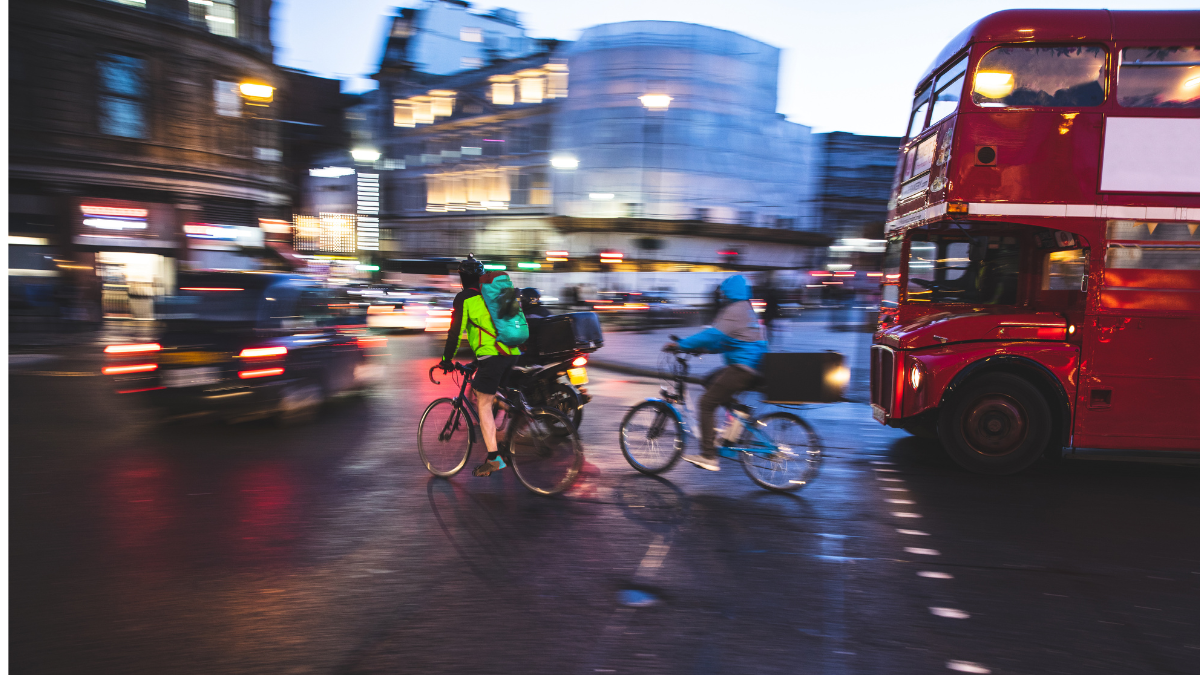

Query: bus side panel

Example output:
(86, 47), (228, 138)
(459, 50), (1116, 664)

(1076, 310), (1200, 451)
(950, 111), (1103, 207)
(905, 342), (1080, 420)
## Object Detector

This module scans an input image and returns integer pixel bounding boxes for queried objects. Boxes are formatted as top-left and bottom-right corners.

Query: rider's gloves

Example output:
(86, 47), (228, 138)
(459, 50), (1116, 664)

(438, 358), (454, 372)
(662, 342), (679, 353)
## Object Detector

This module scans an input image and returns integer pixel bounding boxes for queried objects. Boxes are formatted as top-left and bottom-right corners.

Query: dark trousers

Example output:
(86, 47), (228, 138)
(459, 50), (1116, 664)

(699, 366), (758, 457)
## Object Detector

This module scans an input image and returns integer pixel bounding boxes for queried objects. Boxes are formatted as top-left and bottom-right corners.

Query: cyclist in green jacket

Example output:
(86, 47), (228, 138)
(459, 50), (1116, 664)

(439, 255), (520, 477)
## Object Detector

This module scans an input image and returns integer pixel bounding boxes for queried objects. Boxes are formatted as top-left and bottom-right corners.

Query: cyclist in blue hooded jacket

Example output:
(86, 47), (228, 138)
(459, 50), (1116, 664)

(665, 274), (768, 471)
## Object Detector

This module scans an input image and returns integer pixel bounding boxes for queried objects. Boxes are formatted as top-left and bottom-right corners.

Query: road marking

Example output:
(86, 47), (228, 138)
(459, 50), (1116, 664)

(870, 461), (894, 465)
(636, 535), (670, 574)
(905, 547), (940, 556)
(892, 512), (922, 518)
(898, 529), (929, 536)
(886, 498), (915, 504)
(919, 571), (953, 579)
(878, 477), (903, 482)
(931, 607), (970, 619)
(946, 661), (990, 673)
(883, 487), (907, 491)
(875, 468), (899, 473)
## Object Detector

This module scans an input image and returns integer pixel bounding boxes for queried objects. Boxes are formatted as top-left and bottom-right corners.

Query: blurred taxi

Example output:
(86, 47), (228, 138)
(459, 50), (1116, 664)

(103, 272), (387, 422)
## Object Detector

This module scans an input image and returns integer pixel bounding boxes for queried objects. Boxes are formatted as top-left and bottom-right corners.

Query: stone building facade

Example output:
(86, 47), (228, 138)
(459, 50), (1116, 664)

(9, 0), (287, 321)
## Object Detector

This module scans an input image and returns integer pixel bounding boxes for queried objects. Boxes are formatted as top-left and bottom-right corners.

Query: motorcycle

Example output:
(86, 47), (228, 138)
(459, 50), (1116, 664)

(517, 350), (592, 429)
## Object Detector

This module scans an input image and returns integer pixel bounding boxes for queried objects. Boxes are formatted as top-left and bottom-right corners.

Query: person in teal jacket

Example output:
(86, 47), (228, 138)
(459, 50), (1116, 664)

(665, 274), (768, 471)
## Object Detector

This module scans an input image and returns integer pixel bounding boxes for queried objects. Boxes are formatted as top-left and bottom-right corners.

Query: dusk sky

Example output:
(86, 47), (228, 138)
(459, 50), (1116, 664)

(274, 0), (1197, 137)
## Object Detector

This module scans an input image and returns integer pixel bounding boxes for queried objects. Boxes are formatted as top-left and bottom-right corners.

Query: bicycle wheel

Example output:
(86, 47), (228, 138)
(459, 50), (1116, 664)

(739, 411), (822, 492)
(545, 382), (584, 429)
(619, 400), (684, 475)
(418, 398), (473, 477)
(507, 407), (584, 496)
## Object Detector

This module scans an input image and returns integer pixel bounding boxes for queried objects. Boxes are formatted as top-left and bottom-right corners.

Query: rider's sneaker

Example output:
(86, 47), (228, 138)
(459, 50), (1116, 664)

(683, 453), (720, 472)
(472, 455), (507, 477)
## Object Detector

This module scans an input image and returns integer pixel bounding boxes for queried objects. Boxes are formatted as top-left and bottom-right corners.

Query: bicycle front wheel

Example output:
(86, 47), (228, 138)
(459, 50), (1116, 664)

(619, 400), (684, 475)
(418, 398), (473, 477)
(740, 412), (822, 492)
(507, 408), (584, 496)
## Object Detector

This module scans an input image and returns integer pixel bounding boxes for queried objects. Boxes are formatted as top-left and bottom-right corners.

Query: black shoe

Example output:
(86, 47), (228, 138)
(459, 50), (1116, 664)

(472, 456), (508, 477)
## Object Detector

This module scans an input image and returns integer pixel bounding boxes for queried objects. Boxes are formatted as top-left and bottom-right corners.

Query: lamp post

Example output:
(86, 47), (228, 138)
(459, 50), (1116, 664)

(639, 94), (671, 220)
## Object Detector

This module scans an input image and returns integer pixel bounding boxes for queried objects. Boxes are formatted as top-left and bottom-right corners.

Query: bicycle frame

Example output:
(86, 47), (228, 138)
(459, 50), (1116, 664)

(433, 363), (537, 451)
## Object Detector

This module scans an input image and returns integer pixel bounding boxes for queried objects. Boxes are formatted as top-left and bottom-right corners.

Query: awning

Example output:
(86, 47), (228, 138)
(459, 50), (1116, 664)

(265, 241), (307, 269)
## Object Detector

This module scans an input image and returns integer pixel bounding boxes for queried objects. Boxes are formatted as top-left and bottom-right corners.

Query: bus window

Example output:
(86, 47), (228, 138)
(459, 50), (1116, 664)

(972, 46), (1107, 108)
(1043, 249), (1089, 290)
(906, 232), (1021, 305)
(907, 85), (931, 138)
(929, 56), (968, 126)
(1107, 244), (1200, 270)
(881, 238), (903, 308)
(1117, 47), (1200, 108)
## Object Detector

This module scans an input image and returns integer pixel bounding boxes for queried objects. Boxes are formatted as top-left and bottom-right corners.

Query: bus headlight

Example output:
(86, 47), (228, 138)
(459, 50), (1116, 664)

(909, 363), (924, 391)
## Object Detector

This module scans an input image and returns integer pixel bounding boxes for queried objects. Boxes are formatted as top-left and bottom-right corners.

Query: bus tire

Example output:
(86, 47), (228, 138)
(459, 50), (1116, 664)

(938, 373), (1051, 475)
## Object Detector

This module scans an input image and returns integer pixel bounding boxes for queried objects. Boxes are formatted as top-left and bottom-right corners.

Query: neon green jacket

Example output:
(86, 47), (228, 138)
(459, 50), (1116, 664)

(443, 288), (521, 360)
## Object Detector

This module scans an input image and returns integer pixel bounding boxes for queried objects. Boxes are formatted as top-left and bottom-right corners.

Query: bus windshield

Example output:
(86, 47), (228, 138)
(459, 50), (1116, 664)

(906, 230), (1021, 305)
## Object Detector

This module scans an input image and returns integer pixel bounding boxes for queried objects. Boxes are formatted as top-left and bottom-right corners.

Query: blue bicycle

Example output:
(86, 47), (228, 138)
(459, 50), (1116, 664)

(618, 349), (823, 492)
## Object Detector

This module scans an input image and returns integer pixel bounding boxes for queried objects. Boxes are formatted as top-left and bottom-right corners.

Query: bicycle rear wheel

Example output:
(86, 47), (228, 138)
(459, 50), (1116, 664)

(739, 411), (821, 492)
(507, 407), (584, 496)
(418, 398), (473, 477)
(619, 400), (684, 475)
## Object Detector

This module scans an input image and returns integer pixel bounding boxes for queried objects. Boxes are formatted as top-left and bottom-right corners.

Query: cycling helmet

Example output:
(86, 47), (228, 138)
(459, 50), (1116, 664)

(520, 287), (541, 305)
(458, 254), (485, 277)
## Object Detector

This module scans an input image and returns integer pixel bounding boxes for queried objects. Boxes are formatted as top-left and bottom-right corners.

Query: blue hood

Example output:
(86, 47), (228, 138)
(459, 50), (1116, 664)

(720, 275), (751, 303)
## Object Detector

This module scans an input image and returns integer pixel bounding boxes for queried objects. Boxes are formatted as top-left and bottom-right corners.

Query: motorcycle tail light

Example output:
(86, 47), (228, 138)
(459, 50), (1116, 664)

(572, 355), (588, 367)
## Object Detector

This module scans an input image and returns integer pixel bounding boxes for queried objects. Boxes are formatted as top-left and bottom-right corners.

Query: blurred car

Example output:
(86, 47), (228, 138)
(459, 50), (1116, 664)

(103, 272), (385, 423)
(366, 285), (456, 332)
(591, 291), (687, 327)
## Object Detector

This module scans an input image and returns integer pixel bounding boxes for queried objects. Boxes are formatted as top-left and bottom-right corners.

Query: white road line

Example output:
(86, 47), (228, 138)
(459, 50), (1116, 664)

(898, 529), (929, 536)
(870, 461), (894, 465)
(883, 487), (907, 492)
(886, 498), (915, 504)
(919, 571), (953, 579)
(878, 477), (903, 482)
(905, 547), (940, 556)
(635, 535), (670, 576)
(892, 512), (922, 518)
(875, 468), (899, 473)
(946, 661), (990, 673)
(931, 607), (970, 619)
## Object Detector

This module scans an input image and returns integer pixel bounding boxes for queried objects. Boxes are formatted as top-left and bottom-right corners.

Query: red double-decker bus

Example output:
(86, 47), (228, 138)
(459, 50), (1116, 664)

(871, 9), (1200, 474)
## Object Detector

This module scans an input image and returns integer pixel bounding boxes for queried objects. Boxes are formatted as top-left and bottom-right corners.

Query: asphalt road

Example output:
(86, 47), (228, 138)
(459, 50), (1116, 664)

(10, 322), (1200, 675)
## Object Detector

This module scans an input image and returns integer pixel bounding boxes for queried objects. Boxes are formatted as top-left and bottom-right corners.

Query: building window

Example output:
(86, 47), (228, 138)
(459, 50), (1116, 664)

(530, 123), (550, 153)
(461, 57), (483, 70)
(214, 80), (241, 117)
(191, 0), (237, 38)
(460, 27), (483, 42)
(97, 53), (147, 139)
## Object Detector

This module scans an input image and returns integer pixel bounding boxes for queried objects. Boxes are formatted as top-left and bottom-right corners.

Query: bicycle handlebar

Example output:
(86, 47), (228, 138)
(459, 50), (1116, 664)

(428, 361), (474, 385)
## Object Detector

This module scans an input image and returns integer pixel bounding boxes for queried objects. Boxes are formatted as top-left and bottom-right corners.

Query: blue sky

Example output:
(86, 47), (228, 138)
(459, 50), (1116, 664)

(274, 0), (1198, 137)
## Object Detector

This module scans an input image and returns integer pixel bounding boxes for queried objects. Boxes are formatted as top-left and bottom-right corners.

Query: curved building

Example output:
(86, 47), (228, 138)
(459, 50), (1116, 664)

(556, 21), (815, 227)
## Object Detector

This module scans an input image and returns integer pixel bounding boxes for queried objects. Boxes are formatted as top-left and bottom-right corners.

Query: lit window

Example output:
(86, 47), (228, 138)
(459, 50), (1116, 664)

(214, 80), (241, 117)
(972, 46), (1106, 108)
(190, 0), (237, 38)
(460, 27), (483, 42)
(1117, 47), (1200, 108)
(519, 76), (544, 103)
(461, 57), (483, 70)
(491, 82), (515, 105)
(97, 53), (147, 139)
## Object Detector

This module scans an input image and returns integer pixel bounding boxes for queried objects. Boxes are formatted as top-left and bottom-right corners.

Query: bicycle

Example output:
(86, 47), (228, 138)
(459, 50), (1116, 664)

(618, 348), (823, 492)
(418, 361), (584, 496)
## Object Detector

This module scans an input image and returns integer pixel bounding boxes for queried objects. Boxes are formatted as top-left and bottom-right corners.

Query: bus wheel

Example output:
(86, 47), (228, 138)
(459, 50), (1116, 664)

(938, 373), (1050, 475)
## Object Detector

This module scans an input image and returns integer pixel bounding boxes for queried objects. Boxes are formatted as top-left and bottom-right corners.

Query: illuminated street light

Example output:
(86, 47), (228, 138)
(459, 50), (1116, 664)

(550, 155), (579, 169)
(239, 82), (274, 101)
(639, 94), (672, 111)
(351, 148), (381, 163)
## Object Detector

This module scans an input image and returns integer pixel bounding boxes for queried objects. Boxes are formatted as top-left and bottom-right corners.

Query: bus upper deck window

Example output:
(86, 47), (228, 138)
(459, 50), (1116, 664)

(972, 46), (1107, 108)
(929, 56), (968, 126)
(1117, 47), (1200, 108)
(908, 85), (931, 138)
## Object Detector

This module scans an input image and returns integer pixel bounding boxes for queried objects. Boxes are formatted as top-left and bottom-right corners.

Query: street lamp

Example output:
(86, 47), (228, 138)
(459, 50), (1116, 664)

(239, 82), (274, 102)
(351, 148), (381, 163)
(639, 94), (672, 111)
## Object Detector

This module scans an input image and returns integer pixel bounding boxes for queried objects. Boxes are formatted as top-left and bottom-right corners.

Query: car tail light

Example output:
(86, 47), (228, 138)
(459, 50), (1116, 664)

(104, 343), (161, 354)
(103, 363), (158, 375)
(238, 367), (284, 379)
(572, 355), (588, 367)
(357, 336), (387, 349)
(238, 346), (288, 358)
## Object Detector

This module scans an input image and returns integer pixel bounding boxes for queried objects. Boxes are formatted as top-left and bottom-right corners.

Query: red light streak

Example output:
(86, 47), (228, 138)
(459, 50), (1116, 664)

(103, 363), (158, 375)
(238, 367), (284, 379)
(81, 205), (148, 218)
(118, 386), (166, 394)
(239, 346), (288, 358)
(572, 355), (588, 367)
(105, 343), (161, 354)
(180, 287), (244, 292)
(356, 336), (387, 348)
(810, 271), (832, 277)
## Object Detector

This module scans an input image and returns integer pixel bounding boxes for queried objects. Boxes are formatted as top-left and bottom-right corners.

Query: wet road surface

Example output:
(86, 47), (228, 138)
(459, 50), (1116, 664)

(10, 323), (1200, 674)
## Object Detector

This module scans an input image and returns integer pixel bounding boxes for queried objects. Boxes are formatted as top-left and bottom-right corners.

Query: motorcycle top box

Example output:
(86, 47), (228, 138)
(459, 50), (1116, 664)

(524, 312), (604, 357)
